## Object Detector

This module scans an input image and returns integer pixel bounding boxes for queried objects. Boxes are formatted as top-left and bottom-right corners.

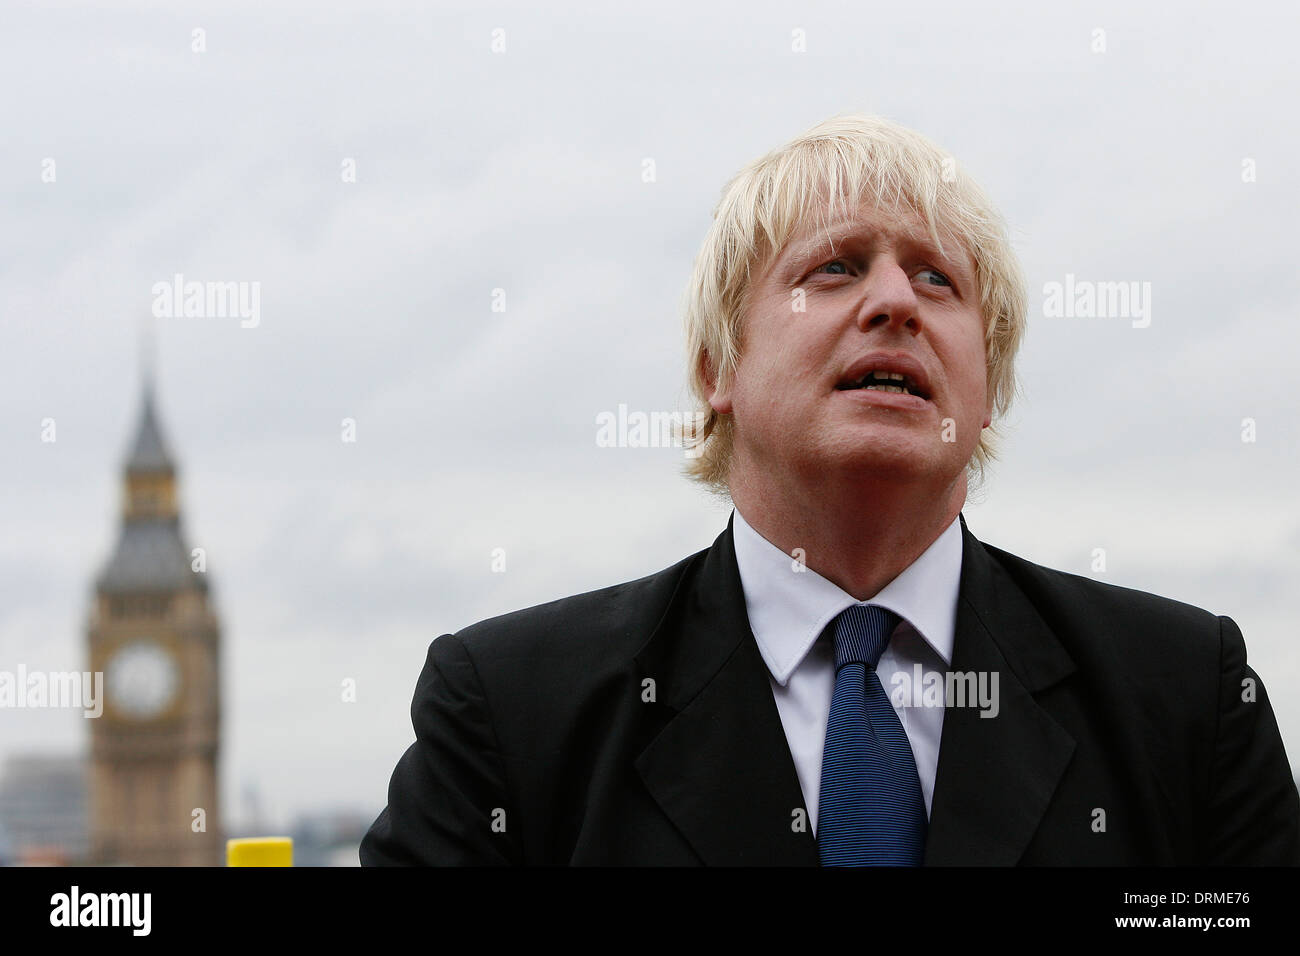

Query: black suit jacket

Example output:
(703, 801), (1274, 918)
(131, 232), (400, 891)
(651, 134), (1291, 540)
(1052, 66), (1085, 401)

(360, 514), (1300, 865)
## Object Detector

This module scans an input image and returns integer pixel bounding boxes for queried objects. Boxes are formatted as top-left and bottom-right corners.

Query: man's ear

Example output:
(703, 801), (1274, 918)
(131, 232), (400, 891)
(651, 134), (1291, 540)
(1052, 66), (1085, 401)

(701, 350), (733, 415)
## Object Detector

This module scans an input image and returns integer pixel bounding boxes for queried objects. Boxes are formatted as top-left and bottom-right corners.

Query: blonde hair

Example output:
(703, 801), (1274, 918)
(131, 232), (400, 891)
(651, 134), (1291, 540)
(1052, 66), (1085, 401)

(680, 113), (1028, 498)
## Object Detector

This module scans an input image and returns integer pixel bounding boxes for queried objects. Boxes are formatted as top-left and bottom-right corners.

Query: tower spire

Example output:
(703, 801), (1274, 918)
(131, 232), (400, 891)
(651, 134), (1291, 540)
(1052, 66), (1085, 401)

(126, 323), (173, 476)
(98, 345), (191, 583)
(139, 315), (154, 395)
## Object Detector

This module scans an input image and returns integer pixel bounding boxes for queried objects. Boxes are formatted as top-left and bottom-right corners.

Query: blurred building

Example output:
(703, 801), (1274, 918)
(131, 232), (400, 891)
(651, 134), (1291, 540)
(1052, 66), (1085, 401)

(85, 375), (223, 865)
(288, 809), (369, 867)
(0, 754), (88, 865)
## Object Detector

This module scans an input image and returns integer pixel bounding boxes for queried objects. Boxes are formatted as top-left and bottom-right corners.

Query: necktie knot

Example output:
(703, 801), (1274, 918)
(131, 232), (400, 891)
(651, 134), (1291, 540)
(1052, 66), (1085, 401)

(831, 604), (900, 671)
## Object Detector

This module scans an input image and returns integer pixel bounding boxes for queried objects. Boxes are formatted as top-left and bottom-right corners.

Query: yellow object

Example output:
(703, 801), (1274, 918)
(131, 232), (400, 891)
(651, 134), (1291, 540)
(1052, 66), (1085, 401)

(227, 837), (293, 867)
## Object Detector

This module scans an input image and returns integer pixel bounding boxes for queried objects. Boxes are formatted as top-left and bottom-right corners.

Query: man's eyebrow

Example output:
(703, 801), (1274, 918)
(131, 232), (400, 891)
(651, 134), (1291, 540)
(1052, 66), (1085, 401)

(783, 230), (846, 269)
(781, 225), (973, 280)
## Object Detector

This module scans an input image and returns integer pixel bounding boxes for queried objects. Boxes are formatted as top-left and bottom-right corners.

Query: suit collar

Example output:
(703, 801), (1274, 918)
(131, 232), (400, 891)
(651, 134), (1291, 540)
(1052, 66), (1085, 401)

(923, 512), (1077, 864)
(954, 512), (1076, 693)
(633, 513), (820, 864)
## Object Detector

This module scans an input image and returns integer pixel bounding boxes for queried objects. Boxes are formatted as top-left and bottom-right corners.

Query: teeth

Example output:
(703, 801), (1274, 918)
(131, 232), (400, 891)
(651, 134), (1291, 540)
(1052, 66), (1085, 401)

(866, 370), (912, 385)
(842, 368), (924, 397)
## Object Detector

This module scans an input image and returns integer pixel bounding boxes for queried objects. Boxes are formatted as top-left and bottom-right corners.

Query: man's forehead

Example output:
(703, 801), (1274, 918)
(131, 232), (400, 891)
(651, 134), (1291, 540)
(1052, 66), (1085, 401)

(785, 202), (955, 258)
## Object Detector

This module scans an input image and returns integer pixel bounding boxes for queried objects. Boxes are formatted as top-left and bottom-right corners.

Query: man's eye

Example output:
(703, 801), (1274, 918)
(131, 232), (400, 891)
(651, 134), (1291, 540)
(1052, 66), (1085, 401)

(814, 259), (849, 275)
(917, 268), (951, 286)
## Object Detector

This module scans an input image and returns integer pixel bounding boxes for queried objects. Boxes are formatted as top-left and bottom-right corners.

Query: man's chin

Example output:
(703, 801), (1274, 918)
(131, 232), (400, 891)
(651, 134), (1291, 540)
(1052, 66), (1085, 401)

(811, 438), (957, 484)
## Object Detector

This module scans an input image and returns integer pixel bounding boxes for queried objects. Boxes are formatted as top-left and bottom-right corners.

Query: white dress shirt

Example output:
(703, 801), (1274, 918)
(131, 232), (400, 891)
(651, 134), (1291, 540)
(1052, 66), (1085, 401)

(731, 507), (963, 835)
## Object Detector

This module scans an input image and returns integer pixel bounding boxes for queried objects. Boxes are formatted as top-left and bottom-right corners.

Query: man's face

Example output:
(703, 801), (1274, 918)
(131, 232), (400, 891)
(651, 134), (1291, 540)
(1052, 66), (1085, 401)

(709, 199), (991, 489)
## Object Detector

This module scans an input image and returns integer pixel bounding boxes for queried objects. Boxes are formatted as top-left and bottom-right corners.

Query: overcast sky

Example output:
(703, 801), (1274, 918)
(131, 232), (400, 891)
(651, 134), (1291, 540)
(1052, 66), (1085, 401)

(2, 0), (1298, 834)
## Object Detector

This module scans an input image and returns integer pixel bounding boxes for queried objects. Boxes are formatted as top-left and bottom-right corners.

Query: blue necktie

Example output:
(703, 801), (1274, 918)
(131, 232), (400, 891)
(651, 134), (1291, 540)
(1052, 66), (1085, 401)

(817, 604), (927, 866)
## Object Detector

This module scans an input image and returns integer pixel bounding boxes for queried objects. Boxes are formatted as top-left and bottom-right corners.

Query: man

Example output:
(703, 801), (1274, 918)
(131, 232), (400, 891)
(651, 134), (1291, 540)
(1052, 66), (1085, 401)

(361, 114), (1300, 865)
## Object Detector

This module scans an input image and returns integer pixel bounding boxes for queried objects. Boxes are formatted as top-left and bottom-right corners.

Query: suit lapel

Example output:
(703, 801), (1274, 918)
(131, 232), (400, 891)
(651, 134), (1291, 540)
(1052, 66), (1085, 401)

(633, 516), (819, 865)
(923, 514), (1078, 865)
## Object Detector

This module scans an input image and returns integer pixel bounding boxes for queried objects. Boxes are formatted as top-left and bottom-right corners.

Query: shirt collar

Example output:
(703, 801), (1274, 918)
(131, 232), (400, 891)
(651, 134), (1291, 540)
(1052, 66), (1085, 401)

(732, 507), (963, 686)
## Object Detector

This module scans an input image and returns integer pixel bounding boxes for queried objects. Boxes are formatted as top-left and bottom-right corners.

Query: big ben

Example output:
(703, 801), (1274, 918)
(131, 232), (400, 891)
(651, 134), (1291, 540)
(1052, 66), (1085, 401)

(87, 374), (223, 865)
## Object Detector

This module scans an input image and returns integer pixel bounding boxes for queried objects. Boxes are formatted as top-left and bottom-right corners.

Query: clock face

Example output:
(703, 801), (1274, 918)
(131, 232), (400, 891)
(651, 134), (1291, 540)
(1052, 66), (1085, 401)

(106, 641), (179, 720)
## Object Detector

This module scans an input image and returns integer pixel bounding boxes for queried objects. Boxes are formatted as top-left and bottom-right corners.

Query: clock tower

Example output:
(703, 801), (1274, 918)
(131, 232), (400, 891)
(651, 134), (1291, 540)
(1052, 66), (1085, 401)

(87, 375), (222, 865)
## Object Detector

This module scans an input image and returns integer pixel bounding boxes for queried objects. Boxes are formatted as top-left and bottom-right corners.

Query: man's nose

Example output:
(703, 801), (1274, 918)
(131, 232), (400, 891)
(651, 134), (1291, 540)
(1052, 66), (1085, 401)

(854, 258), (921, 334)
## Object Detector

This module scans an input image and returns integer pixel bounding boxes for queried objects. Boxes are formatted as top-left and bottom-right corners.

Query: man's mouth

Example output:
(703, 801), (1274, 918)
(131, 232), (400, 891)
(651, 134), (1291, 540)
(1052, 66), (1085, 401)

(834, 370), (930, 401)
